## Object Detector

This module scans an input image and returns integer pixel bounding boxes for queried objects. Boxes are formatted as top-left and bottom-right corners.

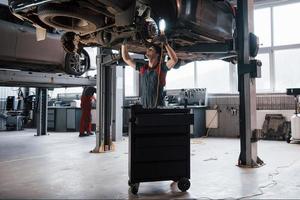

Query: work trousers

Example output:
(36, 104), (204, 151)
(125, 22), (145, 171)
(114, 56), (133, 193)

(80, 96), (93, 134)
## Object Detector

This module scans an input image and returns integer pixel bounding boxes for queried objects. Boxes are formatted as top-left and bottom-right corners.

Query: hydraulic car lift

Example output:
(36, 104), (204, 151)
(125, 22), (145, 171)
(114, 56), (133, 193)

(92, 48), (115, 152)
(94, 0), (263, 167)
(91, 47), (144, 153)
(236, 0), (264, 167)
(0, 69), (96, 136)
(0, 70), (96, 88)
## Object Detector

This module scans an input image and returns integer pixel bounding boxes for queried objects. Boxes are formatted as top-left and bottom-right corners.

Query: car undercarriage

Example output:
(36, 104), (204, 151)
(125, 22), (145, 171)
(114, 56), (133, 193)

(9, 0), (237, 62)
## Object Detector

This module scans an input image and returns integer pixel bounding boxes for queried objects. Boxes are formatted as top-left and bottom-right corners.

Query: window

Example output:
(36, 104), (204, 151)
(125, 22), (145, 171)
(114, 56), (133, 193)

(166, 60), (232, 93)
(274, 2), (300, 46)
(50, 87), (83, 99)
(196, 60), (230, 93)
(253, 2), (300, 93)
(0, 87), (19, 98)
(256, 53), (271, 91)
(166, 62), (195, 89)
(274, 48), (300, 91)
(84, 47), (97, 77)
(125, 66), (138, 96)
(254, 8), (271, 47)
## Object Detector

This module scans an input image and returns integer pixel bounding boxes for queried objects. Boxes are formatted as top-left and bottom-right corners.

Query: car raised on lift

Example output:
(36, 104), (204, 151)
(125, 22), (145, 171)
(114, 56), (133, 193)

(0, 3), (91, 76)
(8, 0), (237, 63)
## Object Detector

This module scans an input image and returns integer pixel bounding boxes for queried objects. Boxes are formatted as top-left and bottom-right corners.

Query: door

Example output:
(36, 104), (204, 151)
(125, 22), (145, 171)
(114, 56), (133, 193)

(0, 5), (17, 61)
(15, 21), (65, 66)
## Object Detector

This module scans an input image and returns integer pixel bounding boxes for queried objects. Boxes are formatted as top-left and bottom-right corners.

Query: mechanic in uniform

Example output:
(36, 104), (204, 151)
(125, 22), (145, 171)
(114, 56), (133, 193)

(79, 86), (96, 137)
(121, 38), (179, 108)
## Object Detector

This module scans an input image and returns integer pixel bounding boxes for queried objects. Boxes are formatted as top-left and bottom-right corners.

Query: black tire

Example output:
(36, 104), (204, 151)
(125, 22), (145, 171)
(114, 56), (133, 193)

(65, 49), (90, 76)
(130, 183), (139, 195)
(38, 3), (104, 33)
(177, 178), (190, 192)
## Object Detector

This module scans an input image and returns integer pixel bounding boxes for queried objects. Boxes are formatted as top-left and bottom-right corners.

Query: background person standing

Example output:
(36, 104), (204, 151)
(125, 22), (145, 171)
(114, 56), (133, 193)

(79, 86), (96, 137)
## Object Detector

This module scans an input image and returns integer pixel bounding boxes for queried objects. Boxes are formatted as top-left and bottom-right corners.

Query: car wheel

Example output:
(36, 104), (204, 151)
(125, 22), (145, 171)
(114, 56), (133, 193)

(65, 49), (90, 76)
(38, 3), (104, 33)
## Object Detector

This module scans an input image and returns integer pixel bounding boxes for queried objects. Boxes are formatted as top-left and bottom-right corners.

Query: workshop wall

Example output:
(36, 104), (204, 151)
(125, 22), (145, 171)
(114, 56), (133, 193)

(0, 100), (6, 130)
(0, 87), (19, 130)
(206, 93), (295, 137)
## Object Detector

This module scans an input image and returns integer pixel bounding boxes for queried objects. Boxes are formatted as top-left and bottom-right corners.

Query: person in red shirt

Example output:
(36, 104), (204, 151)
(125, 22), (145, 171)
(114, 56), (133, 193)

(79, 86), (96, 137)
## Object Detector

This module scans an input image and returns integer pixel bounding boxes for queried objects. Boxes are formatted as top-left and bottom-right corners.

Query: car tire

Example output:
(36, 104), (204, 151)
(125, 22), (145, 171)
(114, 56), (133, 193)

(38, 3), (104, 33)
(65, 49), (90, 76)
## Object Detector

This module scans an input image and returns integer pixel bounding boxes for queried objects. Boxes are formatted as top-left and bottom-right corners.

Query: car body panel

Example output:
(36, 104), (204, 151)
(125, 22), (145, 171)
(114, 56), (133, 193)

(0, 5), (17, 61)
(149, 0), (234, 41)
(15, 22), (65, 66)
(177, 0), (234, 40)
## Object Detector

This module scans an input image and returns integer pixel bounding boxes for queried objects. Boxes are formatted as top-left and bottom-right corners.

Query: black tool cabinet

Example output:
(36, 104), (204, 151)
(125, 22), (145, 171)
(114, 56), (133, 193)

(128, 105), (193, 194)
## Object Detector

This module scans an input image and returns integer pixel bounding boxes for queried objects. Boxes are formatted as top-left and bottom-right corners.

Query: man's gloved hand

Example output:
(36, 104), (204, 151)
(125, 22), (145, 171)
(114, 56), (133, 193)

(158, 35), (168, 45)
(122, 38), (128, 46)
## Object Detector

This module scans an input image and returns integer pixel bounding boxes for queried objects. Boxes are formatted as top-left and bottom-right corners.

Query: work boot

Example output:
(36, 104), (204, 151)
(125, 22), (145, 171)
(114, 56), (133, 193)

(79, 133), (89, 137)
(87, 132), (94, 136)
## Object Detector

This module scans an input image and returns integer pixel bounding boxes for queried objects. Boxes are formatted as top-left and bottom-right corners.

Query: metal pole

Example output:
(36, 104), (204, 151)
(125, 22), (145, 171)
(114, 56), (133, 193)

(23, 87), (29, 97)
(92, 48), (104, 152)
(42, 88), (48, 135)
(92, 48), (113, 152)
(115, 66), (124, 141)
(23, 87), (30, 125)
(237, 0), (263, 167)
(41, 88), (48, 135)
(104, 63), (112, 149)
(36, 88), (47, 136)
(35, 88), (41, 136)
(111, 66), (117, 141)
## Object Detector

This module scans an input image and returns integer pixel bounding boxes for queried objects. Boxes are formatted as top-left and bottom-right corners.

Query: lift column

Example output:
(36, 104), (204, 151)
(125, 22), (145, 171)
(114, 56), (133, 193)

(93, 48), (114, 152)
(22, 87), (30, 125)
(36, 88), (48, 136)
(237, 0), (263, 167)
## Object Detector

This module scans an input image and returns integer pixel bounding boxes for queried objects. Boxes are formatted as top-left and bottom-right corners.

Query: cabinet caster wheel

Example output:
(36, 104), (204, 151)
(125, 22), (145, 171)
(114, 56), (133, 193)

(130, 183), (139, 194)
(178, 178), (190, 192)
(286, 133), (291, 143)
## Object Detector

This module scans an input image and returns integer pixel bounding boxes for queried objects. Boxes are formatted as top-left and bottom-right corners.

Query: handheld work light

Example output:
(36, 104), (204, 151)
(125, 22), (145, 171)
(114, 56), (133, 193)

(159, 19), (166, 35)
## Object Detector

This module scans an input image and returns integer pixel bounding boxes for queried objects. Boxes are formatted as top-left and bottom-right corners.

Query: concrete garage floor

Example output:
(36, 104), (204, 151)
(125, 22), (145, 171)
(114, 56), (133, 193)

(1, 130), (300, 199)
